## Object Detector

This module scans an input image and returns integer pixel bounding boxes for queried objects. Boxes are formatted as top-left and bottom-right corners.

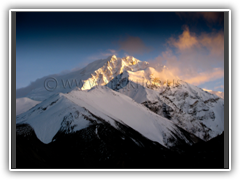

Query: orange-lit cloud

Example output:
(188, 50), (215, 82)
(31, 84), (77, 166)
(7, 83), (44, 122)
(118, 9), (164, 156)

(168, 27), (198, 50)
(168, 26), (224, 57)
(184, 68), (224, 86)
(118, 36), (151, 55)
(200, 32), (224, 57)
(214, 85), (224, 90)
(150, 26), (224, 86)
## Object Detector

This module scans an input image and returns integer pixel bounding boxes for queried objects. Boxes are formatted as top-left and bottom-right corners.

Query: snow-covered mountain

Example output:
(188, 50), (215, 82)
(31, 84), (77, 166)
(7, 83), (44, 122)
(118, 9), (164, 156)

(16, 55), (225, 168)
(17, 86), (197, 148)
(106, 70), (224, 141)
(16, 97), (41, 115)
(17, 55), (149, 101)
(16, 55), (224, 141)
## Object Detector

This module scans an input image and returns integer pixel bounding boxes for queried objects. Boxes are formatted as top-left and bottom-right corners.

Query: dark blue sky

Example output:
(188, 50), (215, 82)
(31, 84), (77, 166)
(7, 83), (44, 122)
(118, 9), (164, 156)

(16, 12), (224, 91)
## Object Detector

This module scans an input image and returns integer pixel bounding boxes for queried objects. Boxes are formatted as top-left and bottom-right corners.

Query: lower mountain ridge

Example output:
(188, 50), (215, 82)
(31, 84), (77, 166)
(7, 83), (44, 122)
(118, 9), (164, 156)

(16, 86), (224, 168)
(16, 123), (224, 168)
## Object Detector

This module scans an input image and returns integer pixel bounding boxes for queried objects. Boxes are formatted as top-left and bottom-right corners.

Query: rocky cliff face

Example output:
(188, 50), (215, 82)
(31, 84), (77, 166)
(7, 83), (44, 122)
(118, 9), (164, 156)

(106, 70), (224, 141)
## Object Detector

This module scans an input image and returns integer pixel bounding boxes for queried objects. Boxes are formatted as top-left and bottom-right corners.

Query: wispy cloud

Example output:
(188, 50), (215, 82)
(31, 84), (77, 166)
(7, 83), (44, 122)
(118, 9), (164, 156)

(214, 85), (224, 90)
(88, 49), (118, 61)
(150, 26), (224, 86)
(168, 26), (224, 57)
(108, 49), (117, 54)
(184, 68), (224, 86)
(118, 35), (151, 55)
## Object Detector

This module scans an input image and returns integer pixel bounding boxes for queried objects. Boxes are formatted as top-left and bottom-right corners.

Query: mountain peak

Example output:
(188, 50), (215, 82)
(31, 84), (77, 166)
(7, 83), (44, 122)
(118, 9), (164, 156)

(107, 55), (118, 61)
(111, 54), (117, 59)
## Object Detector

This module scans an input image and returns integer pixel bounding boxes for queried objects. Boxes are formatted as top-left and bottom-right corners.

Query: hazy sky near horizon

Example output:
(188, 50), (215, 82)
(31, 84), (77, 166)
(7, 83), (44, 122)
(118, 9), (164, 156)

(16, 12), (224, 91)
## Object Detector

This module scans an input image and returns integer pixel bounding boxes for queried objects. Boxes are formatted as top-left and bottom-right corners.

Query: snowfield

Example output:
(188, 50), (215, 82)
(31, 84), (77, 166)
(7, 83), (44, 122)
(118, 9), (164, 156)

(16, 97), (41, 115)
(16, 86), (193, 147)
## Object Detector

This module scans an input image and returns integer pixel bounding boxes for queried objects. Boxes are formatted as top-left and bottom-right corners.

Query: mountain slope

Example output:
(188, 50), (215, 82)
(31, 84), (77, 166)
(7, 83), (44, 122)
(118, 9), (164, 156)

(16, 86), (196, 148)
(106, 71), (224, 141)
(16, 97), (41, 115)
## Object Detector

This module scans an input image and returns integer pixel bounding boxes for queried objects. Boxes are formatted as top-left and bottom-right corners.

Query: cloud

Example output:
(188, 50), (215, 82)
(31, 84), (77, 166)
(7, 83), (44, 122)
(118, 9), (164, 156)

(184, 68), (224, 86)
(108, 49), (117, 54)
(168, 26), (224, 57)
(176, 12), (224, 24)
(149, 26), (224, 86)
(100, 49), (118, 57)
(118, 36), (151, 55)
(88, 49), (118, 60)
(168, 27), (198, 50)
(16, 74), (60, 98)
(197, 12), (223, 23)
(200, 31), (224, 57)
(214, 85), (224, 90)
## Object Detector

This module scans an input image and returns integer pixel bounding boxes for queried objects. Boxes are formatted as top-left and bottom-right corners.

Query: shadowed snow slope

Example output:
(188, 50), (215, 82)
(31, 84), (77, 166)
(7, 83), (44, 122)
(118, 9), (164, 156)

(16, 97), (41, 115)
(16, 86), (194, 148)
